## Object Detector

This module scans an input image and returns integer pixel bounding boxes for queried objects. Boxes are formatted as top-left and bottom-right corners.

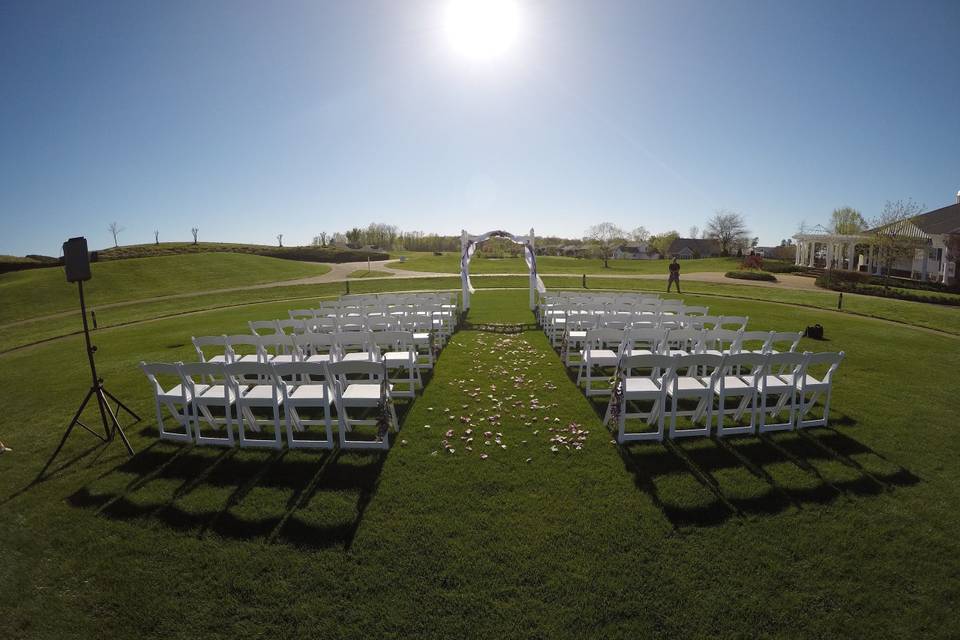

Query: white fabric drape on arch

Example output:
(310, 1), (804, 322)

(460, 229), (546, 310)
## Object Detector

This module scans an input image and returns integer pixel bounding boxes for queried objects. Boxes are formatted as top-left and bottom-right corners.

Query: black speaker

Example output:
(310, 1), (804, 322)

(63, 236), (91, 283)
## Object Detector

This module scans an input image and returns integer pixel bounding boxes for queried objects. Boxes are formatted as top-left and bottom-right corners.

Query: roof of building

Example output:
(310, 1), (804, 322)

(867, 201), (960, 240)
(616, 242), (657, 253)
(668, 238), (721, 255)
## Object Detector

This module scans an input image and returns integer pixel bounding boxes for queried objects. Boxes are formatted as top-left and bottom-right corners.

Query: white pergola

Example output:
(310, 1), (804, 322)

(460, 229), (545, 311)
(793, 230), (886, 275)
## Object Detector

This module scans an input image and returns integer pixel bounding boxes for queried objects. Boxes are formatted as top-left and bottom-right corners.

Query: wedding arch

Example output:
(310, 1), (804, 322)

(460, 228), (546, 311)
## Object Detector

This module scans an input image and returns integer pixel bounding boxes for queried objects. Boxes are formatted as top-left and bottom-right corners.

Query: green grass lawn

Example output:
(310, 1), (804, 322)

(391, 252), (756, 275)
(347, 269), (394, 278)
(1, 287), (958, 638)
(0, 253), (330, 326)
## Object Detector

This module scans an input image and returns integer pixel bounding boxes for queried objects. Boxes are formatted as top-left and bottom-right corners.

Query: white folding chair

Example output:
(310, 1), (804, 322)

(370, 331), (421, 398)
(327, 360), (397, 450)
(258, 334), (298, 363)
(140, 362), (195, 443)
(738, 330), (775, 354)
(663, 328), (704, 356)
(766, 331), (803, 354)
(614, 353), (675, 442)
(292, 333), (339, 364)
(665, 353), (724, 439)
(226, 361), (284, 449)
(702, 329), (744, 356)
(248, 320), (279, 336)
(714, 352), (764, 437)
(333, 331), (379, 362)
(275, 319), (307, 335)
(178, 362), (235, 447)
(758, 352), (806, 433)
(577, 328), (625, 396)
(192, 335), (230, 364)
(795, 351), (844, 429)
(226, 335), (263, 363)
(273, 362), (334, 449)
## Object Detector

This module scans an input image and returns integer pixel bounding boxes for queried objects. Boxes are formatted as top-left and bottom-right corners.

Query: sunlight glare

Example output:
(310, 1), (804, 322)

(443, 0), (522, 63)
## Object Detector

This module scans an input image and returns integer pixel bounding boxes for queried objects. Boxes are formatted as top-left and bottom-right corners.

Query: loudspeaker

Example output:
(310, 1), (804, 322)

(63, 236), (91, 283)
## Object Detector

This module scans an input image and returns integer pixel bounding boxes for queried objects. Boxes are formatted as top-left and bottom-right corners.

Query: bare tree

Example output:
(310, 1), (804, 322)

(154, 230), (159, 245)
(705, 210), (750, 256)
(829, 206), (866, 235)
(108, 221), (124, 248)
(319, 231), (327, 247)
(276, 233), (283, 248)
(688, 225), (699, 239)
(585, 222), (626, 268)
(191, 227), (199, 245)
(630, 226), (650, 243)
(871, 198), (925, 286)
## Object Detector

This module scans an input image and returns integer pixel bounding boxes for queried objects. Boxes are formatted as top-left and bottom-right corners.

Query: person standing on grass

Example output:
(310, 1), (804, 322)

(667, 256), (681, 293)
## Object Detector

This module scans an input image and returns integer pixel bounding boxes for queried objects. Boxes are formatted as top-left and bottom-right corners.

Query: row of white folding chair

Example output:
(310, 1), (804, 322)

(291, 305), (455, 345)
(575, 327), (798, 395)
(611, 351), (844, 442)
(194, 331), (423, 396)
(140, 360), (399, 450)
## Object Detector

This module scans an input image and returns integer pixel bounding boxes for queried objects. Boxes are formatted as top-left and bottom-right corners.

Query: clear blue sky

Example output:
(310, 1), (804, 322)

(1, 0), (958, 255)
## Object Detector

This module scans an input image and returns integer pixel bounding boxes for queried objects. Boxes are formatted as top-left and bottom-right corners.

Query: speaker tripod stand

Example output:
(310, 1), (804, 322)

(40, 280), (138, 477)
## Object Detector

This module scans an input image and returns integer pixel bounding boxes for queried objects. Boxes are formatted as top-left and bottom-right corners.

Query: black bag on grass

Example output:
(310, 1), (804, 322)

(804, 324), (824, 340)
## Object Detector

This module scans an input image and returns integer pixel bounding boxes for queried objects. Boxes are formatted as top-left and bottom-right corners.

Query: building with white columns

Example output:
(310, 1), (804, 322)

(792, 193), (960, 287)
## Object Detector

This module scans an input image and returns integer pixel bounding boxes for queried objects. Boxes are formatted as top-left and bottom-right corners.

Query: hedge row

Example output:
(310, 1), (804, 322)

(725, 270), (778, 282)
(817, 275), (960, 306)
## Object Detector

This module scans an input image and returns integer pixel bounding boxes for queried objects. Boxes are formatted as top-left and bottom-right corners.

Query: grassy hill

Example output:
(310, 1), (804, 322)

(97, 242), (387, 263)
(0, 252), (329, 326)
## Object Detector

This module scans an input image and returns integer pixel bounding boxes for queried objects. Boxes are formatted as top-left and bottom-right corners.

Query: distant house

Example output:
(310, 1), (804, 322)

(612, 242), (661, 260)
(668, 238), (722, 259)
(558, 244), (587, 257)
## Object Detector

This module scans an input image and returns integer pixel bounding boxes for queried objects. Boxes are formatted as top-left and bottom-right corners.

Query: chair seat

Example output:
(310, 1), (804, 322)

(342, 383), (391, 405)
(383, 351), (413, 363)
(304, 353), (332, 363)
(342, 352), (375, 362)
(289, 384), (329, 401)
(240, 384), (286, 403)
(667, 377), (708, 394)
(718, 376), (755, 391)
(160, 384), (204, 401)
(781, 373), (824, 388)
(204, 355), (229, 364)
(624, 377), (661, 394)
(581, 349), (619, 364)
(196, 385), (236, 402)
(268, 354), (297, 363)
(762, 375), (794, 389)
(568, 330), (587, 339)
(622, 347), (653, 357)
(234, 354), (259, 363)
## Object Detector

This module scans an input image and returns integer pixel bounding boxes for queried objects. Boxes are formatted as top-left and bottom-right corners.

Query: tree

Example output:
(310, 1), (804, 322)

(108, 221), (124, 248)
(630, 226), (650, 243)
(705, 209), (750, 256)
(688, 225), (699, 239)
(871, 198), (925, 286)
(154, 230), (159, 245)
(585, 222), (625, 268)
(345, 228), (362, 247)
(191, 227), (199, 245)
(276, 233), (283, 248)
(751, 237), (759, 248)
(319, 232), (327, 247)
(649, 230), (679, 258)
(829, 206), (866, 235)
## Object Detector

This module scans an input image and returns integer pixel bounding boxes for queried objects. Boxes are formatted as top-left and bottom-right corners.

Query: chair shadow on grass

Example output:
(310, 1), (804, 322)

(68, 397), (419, 551)
(585, 395), (920, 529)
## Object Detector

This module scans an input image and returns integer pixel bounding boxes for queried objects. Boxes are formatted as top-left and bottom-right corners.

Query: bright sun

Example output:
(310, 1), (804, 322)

(443, 0), (521, 62)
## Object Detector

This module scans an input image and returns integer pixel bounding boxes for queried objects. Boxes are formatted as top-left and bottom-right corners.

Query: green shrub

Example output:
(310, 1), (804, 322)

(725, 270), (778, 282)
(817, 274), (960, 306)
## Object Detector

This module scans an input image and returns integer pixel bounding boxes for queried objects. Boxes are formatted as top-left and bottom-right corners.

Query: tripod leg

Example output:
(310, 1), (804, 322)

(38, 386), (98, 478)
(99, 388), (135, 456)
(102, 387), (142, 422)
